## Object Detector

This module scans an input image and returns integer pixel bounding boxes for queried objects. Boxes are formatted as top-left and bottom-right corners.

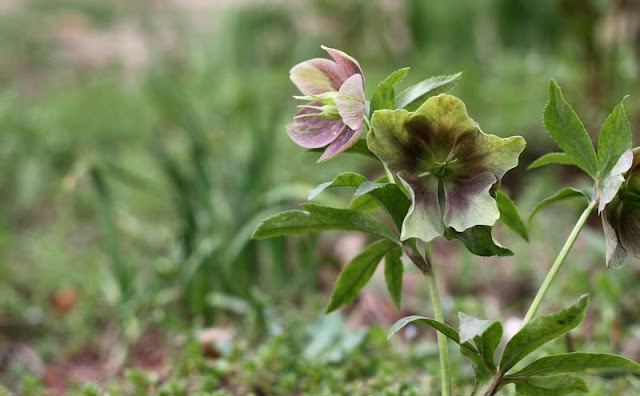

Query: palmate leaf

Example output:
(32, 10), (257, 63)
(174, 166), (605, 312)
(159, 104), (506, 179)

(445, 225), (514, 257)
(528, 152), (576, 170)
(458, 313), (503, 369)
(510, 352), (640, 377)
(597, 99), (632, 185)
(543, 79), (598, 177)
(326, 239), (397, 313)
(384, 245), (404, 311)
(369, 67), (410, 115)
(499, 295), (589, 372)
(308, 172), (367, 200)
(496, 191), (529, 242)
(252, 203), (398, 242)
(529, 187), (592, 222)
(395, 72), (462, 111)
(513, 375), (588, 396)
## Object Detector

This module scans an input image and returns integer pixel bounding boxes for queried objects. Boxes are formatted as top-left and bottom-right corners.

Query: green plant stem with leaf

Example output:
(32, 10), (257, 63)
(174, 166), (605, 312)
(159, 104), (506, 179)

(522, 199), (597, 325)
(404, 241), (451, 396)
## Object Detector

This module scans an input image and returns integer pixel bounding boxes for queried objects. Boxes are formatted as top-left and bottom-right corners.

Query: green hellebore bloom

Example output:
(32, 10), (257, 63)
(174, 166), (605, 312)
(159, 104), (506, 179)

(367, 94), (526, 242)
(602, 147), (640, 268)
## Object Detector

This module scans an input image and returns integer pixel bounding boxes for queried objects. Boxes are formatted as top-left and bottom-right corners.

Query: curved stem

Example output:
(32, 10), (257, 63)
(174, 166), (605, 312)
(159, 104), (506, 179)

(521, 199), (597, 326)
(404, 242), (451, 396)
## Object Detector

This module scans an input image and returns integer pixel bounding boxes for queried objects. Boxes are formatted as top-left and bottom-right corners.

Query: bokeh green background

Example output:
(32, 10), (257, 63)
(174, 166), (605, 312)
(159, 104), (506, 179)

(2, 1), (640, 395)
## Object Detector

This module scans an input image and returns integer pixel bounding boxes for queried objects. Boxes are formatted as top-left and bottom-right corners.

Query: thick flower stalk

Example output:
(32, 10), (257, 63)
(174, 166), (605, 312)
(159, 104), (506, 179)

(602, 147), (640, 268)
(367, 94), (525, 242)
(287, 46), (366, 162)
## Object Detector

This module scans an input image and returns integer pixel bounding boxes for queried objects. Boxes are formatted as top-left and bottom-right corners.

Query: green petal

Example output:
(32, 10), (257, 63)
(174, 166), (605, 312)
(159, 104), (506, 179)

(602, 213), (627, 268)
(411, 94), (478, 137)
(367, 108), (413, 171)
(398, 174), (444, 242)
(474, 133), (526, 181)
(443, 172), (499, 231)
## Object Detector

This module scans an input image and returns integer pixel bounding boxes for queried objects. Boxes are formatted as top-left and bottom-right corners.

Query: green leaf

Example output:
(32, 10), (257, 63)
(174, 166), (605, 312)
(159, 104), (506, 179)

(500, 295), (589, 372)
(529, 187), (592, 222)
(384, 245), (404, 311)
(326, 239), (397, 313)
(510, 352), (640, 377)
(252, 203), (398, 242)
(597, 99), (632, 184)
(496, 191), (529, 242)
(308, 172), (367, 200)
(528, 152), (576, 170)
(394, 72), (462, 111)
(445, 226), (514, 257)
(308, 139), (378, 160)
(353, 182), (411, 231)
(389, 315), (463, 344)
(369, 68), (410, 115)
(459, 313), (503, 368)
(543, 79), (598, 177)
(513, 375), (588, 395)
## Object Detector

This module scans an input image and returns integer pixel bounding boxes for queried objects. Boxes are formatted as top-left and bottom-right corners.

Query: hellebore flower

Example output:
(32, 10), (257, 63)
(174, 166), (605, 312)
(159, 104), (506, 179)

(602, 147), (640, 268)
(287, 46), (365, 162)
(367, 94), (525, 242)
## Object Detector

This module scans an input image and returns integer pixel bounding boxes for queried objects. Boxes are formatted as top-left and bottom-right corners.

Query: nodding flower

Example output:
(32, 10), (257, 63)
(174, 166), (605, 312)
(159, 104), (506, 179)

(601, 147), (640, 268)
(367, 94), (525, 242)
(287, 46), (365, 162)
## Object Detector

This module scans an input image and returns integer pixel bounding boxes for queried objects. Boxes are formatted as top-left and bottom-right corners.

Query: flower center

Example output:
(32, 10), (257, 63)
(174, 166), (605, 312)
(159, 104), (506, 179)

(293, 92), (341, 121)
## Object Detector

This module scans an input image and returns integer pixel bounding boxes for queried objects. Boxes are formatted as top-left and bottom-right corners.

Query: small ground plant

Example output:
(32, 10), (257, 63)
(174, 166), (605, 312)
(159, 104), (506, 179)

(253, 46), (640, 395)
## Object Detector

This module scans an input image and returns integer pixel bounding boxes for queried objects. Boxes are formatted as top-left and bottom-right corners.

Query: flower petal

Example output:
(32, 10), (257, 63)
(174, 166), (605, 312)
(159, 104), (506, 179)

(321, 45), (364, 82)
(318, 125), (362, 162)
(287, 102), (344, 148)
(443, 172), (499, 232)
(290, 58), (343, 95)
(367, 108), (413, 172)
(411, 94), (479, 140)
(598, 149), (634, 213)
(471, 133), (526, 181)
(334, 74), (365, 131)
(618, 206), (640, 261)
(398, 174), (444, 242)
(603, 212), (628, 268)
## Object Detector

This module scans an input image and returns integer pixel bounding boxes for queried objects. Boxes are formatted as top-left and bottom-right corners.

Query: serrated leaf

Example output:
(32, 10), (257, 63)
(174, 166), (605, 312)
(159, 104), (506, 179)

(353, 182), (411, 231)
(496, 191), (529, 242)
(513, 375), (588, 395)
(308, 172), (367, 200)
(326, 239), (396, 313)
(384, 245), (404, 311)
(543, 79), (598, 177)
(252, 203), (398, 242)
(529, 187), (592, 222)
(308, 139), (378, 160)
(369, 67), (410, 115)
(445, 225), (514, 257)
(510, 352), (640, 377)
(459, 313), (503, 368)
(500, 295), (589, 372)
(395, 72), (462, 111)
(528, 152), (576, 169)
(597, 100), (632, 184)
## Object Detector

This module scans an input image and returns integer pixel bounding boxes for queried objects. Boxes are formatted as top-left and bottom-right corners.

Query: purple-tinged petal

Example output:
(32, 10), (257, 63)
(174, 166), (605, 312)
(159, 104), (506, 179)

(321, 45), (364, 83)
(618, 206), (640, 261)
(290, 58), (343, 95)
(443, 172), (499, 232)
(598, 149), (633, 213)
(287, 102), (344, 148)
(334, 74), (365, 131)
(318, 125), (362, 162)
(398, 174), (444, 242)
(603, 211), (628, 268)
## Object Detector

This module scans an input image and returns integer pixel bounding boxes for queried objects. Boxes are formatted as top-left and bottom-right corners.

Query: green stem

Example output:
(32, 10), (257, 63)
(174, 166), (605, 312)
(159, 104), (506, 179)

(404, 242), (451, 396)
(521, 199), (597, 326)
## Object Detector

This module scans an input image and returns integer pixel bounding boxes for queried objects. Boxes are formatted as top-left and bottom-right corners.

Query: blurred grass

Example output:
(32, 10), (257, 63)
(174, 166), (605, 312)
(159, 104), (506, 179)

(1, 0), (640, 394)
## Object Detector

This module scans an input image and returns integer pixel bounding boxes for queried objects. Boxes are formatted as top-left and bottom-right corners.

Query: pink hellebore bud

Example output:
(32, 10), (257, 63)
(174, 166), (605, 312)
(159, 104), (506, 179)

(287, 46), (366, 162)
